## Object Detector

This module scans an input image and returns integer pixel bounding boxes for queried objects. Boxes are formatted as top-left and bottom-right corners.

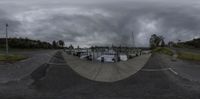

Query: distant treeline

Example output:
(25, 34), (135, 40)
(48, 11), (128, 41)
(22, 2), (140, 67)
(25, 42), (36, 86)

(180, 38), (200, 48)
(0, 38), (64, 49)
(90, 46), (150, 50)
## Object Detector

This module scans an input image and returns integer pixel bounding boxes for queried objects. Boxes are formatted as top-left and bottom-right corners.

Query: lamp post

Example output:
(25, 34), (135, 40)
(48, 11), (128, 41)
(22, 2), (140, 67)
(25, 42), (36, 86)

(5, 24), (8, 55)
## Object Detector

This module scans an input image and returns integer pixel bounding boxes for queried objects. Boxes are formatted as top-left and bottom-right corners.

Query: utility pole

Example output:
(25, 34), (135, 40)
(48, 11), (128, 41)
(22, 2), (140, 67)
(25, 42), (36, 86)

(5, 24), (8, 55)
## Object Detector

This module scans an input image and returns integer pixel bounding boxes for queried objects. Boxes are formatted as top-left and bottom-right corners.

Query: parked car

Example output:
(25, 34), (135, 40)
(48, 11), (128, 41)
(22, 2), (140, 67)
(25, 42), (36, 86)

(119, 54), (128, 61)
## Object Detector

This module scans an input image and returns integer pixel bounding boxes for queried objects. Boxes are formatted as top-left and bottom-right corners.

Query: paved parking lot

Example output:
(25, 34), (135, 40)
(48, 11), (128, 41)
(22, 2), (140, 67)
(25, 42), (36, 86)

(0, 51), (200, 99)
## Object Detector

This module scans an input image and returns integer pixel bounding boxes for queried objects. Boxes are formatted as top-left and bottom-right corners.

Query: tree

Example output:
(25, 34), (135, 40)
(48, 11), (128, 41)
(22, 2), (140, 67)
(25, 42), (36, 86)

(149, 34), (165, 49)
(58, 40), (64, 48)
(161, 40), (165, 47)
(69, 44), (74, 49)
(1, 38), (54, 49)
(52, 40), (58, 48)
(150, 34), (159, 49)
(159, 36), (165, 47)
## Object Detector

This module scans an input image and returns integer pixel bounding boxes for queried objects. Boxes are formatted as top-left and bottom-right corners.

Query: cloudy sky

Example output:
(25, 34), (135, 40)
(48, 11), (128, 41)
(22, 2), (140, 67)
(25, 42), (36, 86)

(0, 0), (200, 47)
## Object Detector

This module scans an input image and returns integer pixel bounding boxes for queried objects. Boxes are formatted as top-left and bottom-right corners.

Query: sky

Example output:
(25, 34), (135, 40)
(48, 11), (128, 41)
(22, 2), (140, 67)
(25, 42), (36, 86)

(0, 0), (200, 47)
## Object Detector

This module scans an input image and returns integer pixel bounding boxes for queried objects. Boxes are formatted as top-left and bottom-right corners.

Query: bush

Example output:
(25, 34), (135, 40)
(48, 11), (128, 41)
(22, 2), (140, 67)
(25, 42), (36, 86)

(152, 47), (174, 56)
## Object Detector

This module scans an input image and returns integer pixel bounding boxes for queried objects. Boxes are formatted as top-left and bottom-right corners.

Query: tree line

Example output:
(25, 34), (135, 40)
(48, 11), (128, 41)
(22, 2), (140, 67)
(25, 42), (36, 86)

(178, 38), (200, 48)
(0, 38), (65, 49)
(149, 34), (200, 49)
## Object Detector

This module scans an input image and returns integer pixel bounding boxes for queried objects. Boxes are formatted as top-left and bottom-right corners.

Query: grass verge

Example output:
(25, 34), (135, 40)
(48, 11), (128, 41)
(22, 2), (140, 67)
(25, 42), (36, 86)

(152, 47), (174, 56)
(0, 54), (27, 62)
(177, 51), (200, 61)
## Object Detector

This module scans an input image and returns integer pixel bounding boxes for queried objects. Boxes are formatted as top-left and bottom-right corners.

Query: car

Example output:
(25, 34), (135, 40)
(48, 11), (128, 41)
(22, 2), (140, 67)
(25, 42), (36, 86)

(97, 53), (118, 62)
(119, 54), (128, 61)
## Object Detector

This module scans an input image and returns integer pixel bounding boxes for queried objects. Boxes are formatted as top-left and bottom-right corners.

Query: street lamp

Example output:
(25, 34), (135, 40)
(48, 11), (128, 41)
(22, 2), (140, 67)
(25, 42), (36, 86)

(5, 24), (8, 55)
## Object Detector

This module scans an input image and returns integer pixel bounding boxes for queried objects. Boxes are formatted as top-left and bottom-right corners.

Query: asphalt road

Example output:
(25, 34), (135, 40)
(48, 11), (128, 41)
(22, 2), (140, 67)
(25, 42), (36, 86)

(0, 51), (200, 99)
(30, 52), (200, 99)
(0, 49), (57, 83)
(160, 53), (200, 83)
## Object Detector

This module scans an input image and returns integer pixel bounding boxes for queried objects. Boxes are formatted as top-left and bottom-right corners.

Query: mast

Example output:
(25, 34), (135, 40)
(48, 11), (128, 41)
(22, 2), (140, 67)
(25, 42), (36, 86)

(131, 32), (135, 48)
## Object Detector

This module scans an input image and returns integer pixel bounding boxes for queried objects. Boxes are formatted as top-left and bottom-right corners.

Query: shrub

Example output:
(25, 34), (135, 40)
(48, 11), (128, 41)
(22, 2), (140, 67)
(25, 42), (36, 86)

(152, 47), (174, 56)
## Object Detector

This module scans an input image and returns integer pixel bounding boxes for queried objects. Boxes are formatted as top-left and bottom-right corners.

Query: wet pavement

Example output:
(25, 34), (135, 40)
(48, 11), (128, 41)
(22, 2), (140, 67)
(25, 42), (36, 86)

(0, 51), (200, 99)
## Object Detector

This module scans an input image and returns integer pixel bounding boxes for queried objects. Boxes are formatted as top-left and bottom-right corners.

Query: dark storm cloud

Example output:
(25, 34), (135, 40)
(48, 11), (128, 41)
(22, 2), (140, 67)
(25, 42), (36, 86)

(0, 9), (21, 38)
(95, 2), (200, 46)
(0, 0), (200, 47)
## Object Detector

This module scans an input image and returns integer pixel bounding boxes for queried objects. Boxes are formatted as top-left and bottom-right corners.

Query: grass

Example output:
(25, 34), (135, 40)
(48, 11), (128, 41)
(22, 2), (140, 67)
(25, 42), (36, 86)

(152, 47), (200, 61)
(177, 51), (200, 61)
(0, 54), (27, 62)
(152, 47), (174, 56)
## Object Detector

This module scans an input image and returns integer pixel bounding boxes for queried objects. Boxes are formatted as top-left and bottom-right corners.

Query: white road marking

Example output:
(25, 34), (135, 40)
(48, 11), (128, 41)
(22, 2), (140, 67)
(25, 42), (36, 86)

(19, 58), (32, 62)
(47, 63), (66, 65)
(169, 68), (178, 75)
(142, 68), (179, 75)
(141, 68), (169, 71)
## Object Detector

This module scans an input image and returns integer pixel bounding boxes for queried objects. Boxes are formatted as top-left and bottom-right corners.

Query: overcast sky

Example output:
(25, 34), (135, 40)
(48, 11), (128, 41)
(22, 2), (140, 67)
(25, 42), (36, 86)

(0, 0), (200, 47)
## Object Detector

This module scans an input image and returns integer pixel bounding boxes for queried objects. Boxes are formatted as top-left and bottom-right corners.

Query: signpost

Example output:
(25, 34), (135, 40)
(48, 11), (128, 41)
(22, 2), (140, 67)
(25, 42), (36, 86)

(5, 24), (8, 55)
